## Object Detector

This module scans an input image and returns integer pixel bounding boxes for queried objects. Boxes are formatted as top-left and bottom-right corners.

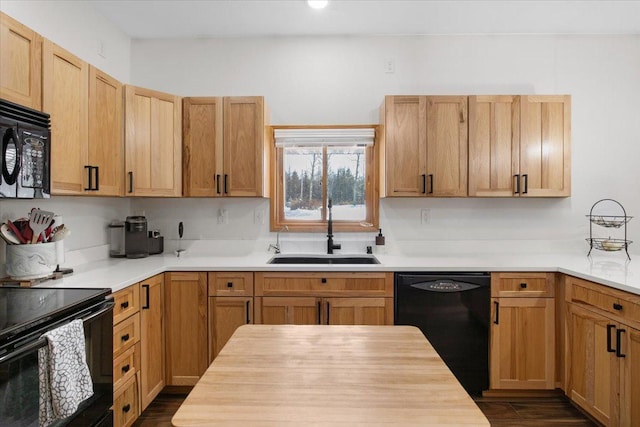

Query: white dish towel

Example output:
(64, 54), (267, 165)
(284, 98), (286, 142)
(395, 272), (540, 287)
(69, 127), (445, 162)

(38, 319), (94, 427)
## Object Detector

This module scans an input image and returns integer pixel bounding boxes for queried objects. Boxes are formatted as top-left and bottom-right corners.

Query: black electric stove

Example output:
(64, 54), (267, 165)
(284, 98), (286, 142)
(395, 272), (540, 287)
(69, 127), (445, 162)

(0, 287), (114, 427)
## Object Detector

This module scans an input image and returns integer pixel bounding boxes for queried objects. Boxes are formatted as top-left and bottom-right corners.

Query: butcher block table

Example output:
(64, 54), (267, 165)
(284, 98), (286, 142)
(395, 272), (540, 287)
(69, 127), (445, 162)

(172, 324), (490, 426)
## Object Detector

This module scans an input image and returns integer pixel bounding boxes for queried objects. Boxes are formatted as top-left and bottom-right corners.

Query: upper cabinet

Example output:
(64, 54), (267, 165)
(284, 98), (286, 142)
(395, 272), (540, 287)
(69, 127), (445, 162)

(0, 12), (42, 110)
(183, 96), (269, 197)
(88, 66), (123, 196)
(42, 40), (89, 195)
(381, 95), (467, 197)
(125, 85), (182, 197)
(469, 95), (571, 197)
(42, 40), (124, 196)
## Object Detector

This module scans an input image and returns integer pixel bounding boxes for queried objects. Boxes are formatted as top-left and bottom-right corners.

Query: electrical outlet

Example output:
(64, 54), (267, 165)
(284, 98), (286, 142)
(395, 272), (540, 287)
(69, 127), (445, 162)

(420, 208), (431, 224)
(384, 58), (395, 73)
(254, 209), (265, 225)
(217, 209), (228, 225)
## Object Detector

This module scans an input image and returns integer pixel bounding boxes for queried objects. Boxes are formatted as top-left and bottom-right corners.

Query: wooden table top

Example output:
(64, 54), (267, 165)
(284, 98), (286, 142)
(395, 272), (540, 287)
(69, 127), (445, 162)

(172, 324), (490, 426)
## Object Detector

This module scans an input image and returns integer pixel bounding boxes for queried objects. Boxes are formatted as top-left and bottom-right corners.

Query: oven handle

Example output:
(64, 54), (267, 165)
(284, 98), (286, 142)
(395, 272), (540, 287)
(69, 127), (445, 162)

(0, 301), (114, 364)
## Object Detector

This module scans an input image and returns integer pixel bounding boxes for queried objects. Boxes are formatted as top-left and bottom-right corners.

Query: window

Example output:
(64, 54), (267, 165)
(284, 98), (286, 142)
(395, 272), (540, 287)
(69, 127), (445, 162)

(271, 126), (379, 232)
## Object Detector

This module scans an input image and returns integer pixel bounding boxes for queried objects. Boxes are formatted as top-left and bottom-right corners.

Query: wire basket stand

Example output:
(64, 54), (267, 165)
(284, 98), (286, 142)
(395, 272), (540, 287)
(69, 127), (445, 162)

(586, 199), (632, 260)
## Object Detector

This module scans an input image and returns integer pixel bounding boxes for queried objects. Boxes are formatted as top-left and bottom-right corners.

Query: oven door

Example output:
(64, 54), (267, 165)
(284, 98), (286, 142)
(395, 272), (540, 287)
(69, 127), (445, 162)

(0, 301), (114, 427)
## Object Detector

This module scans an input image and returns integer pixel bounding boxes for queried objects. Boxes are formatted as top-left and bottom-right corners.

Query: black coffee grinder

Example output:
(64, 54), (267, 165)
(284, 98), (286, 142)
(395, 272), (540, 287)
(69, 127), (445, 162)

(125, 216), (149, 258)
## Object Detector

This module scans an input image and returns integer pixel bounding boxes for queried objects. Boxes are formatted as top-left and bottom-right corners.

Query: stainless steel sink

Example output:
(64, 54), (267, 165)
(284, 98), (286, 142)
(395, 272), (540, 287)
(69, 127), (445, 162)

(267, 254), (380, 264)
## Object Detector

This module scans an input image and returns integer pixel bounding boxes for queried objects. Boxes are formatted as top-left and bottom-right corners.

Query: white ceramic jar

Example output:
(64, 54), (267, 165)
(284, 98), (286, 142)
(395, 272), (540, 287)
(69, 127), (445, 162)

(5, 242), (57, 280)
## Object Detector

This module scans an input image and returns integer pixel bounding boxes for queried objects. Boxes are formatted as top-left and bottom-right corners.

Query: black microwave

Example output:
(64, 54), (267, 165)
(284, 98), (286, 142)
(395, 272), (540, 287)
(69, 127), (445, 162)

(0, 98), (50, 199)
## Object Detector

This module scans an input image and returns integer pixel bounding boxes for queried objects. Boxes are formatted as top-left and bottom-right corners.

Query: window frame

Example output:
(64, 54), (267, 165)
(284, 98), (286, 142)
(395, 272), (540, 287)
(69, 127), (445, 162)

(270, 125), (380, 232)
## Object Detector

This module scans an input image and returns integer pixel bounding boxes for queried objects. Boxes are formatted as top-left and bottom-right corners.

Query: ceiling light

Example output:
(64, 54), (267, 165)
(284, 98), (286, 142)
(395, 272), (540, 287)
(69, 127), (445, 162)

(307, 0), (328, 10)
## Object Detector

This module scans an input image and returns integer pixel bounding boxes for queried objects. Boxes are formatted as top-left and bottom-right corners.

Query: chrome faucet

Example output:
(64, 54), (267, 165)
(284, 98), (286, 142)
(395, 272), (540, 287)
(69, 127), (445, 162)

(327, 199), (341, 254)
(269, 226), (288, 254)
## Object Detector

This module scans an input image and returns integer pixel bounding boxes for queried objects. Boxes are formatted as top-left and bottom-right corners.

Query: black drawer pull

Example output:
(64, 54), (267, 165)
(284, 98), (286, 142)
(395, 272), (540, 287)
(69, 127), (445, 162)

(122, 404), (131, 413)
(121, 334), (130, 342)
(613, 303), (623, 311)
(493, 301), (499, 325)
(428, 174), (434, 194)
(520, 282), (527, 289)
(321, 278), (327, 284)
(84, 165), (92, 191)
(245, 300), (251, 324)
(616, 328), (626, 358)
(227, 282), (233, 288)
(421, 174), (427, 194)
(522, 174), (528, 194)
(326, 301), (331, 325)
(142, 284), (150, 309)
(606, 324), (616, 353)
(128, 171), (133, 193)
(514, 174), (520, 194)
(216, 174), (221, 194)
(120, 301), (129, 309)
(122, 364), (130, 373)
(317, 301), (322, 325)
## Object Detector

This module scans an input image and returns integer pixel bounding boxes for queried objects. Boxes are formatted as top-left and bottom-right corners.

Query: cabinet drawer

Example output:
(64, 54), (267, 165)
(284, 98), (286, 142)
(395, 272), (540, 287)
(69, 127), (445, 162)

(208, 272), (253, 296)
(113, 312), (140, 356)
(113, 284), (140, 324)
(113, 343), (138, 391)
(113, 373), (139, 427)
(568, 276), (640, 326)
(255, 272), (393, 297)
(491, 273), (555, 298)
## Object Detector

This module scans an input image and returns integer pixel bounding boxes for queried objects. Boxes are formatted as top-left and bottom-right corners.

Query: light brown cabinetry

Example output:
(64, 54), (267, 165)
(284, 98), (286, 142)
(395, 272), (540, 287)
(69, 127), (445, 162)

(565, 275), (640, 426)
(380, 95), (467, 197)
(207, 272), (253, 361)
(112, 283), (141, 427)
(0, 12), (42, 109)
(490, 272), (555, 390)
(182, 96), (269, 197)
(43, 46), (124, 196)
(164, 272), (208, 385)
(125, 85), (182, 197)
(254, 272), (394, 325)
(469, 95), (571, 197)
(88, 66), (123, 195)
(42, 39), (89, 195)
(139, 274), (165, 410)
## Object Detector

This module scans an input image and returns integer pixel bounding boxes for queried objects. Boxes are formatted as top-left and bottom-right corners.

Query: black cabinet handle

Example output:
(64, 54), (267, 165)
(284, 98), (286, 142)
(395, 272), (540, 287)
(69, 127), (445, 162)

(326, 301), (331, 325)
(120, 301), (129, 310)
(227, 282), (233, 288)
(128, 171), (133, 193)
(616, 328), (626, 358)
(613, 303), (623, 311)
(428, 174), (434, 194)
(421, 174), (427, 194)
(94, 166), (99, 191)
(321, 278), (327, 284)
(607, 324), (616, 352)
(493, 301), (499, 324)
(121, 333), (130, 342)
(245, 300), (251, 324)
(317, 301), (322, 325)
(224, 174), (228, 194)
(514, 174), (520, 194)
(122, 364), (130, 373)
(216, 174), (221, 194)
(142, 284), (150, 309)
(520, 282), (527, 289)
(84, 165), (92, 191)
(122, 404), (131, 413)
(522, 174), (528, 194)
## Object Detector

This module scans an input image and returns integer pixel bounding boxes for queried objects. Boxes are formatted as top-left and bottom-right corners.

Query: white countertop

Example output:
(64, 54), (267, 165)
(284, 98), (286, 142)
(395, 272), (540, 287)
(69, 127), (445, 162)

(30, 249), (640, 296)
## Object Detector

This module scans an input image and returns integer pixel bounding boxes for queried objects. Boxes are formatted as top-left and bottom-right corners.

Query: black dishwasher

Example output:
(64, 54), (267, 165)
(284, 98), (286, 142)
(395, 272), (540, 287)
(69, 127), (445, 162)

(395, 272), (490, 396)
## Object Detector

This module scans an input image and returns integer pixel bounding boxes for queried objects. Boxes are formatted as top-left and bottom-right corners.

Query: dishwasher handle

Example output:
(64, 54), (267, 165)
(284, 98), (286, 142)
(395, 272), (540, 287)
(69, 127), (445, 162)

(409, 279), (482, 292)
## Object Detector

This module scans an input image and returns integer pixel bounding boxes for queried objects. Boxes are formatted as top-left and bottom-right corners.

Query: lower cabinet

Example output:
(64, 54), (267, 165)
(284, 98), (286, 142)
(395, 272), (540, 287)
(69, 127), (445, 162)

(489, 273), (556, 390)
(165, 272), (208, 385)
(254, 272), (394, 325)
(208, 272), (254, 361)
(112, 284), (141, 427)
(565, 275), (640, 426)
(139, 274), (165, 410)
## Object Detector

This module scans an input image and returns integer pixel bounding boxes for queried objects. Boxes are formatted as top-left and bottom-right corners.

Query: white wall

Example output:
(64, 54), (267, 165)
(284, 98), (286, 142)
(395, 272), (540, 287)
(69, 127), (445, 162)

(131, 35), (640, 254)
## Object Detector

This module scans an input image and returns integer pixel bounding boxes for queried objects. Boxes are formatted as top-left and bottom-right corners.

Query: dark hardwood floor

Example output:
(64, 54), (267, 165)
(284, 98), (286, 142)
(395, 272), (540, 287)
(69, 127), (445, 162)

(134, 394), (599, 426)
